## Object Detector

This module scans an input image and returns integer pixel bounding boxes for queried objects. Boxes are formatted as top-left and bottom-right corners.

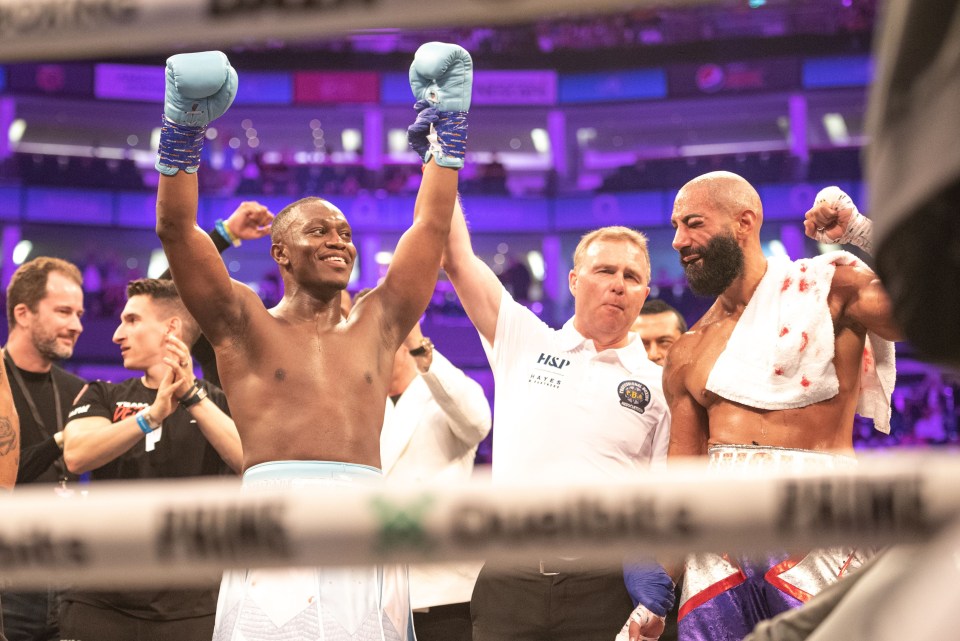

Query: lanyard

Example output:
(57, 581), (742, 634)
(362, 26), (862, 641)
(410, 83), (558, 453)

(3, 349), (67, 481)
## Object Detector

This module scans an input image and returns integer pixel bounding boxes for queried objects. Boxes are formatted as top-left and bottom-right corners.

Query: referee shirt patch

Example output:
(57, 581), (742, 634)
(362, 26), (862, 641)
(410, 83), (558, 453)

(618, 380), (651, 414)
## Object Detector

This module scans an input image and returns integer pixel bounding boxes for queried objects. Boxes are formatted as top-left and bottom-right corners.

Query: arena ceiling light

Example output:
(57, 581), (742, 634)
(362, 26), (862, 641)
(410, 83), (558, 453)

(11, 240), (32, 265)
(823, 113), (850, 145)
(7, 117), (25, 144)
(530, 128), (550, 154)
(341, 128), (362, 153)
(147, 249), (168, 279)
(387, 129), (408, 154)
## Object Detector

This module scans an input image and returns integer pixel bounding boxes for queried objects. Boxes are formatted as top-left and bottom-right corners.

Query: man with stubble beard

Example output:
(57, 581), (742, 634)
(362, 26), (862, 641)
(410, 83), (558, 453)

(658, 172), (901, 641)
(2, 257), (86, 641)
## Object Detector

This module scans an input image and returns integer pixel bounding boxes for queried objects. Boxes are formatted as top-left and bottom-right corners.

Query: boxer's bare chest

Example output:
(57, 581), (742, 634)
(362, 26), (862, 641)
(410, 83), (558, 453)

(687, 314), (741, 409)
(223, 316), (387, 399)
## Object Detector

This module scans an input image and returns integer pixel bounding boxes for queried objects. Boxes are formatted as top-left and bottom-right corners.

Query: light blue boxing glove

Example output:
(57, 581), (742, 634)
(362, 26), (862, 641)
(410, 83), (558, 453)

(156, 51), (238, 176)
(408, 42), (472, 169)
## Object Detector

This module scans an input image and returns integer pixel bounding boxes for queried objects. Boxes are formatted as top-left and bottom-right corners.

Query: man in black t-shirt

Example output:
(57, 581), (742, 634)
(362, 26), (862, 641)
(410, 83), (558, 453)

(3, 257), (86, 487)
(2, 257), (87, 641)
(61, 278), (241, 641)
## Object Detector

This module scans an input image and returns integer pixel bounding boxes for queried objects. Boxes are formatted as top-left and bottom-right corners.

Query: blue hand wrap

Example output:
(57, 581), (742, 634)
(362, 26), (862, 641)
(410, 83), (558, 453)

(156, 114), (206, 176)
(623, 562), (675, 617)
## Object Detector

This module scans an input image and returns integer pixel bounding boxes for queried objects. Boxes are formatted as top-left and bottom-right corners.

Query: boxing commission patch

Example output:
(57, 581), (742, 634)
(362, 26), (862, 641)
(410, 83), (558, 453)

(618, 380), (651, 414)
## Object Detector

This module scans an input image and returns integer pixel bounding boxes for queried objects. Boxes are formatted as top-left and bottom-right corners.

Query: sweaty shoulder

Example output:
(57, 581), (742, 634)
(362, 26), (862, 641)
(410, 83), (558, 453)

(828, 263), (878, 312)
(828, 261), (901, 341)
(662, 329), (699, 374)
(830, 262), (878, 292)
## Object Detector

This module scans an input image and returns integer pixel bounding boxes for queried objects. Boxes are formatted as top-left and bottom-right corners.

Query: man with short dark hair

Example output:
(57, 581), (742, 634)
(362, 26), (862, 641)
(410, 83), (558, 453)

(154, 45), (471, 640)
(59, 278), (240, 641)
(2, 256), (87, 641)
(632, 299), (687, 367)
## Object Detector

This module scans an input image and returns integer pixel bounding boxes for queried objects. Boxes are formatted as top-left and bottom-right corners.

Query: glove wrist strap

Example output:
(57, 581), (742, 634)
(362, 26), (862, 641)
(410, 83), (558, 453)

(156, 115), (207, 176)
(427, 111), (468, 169)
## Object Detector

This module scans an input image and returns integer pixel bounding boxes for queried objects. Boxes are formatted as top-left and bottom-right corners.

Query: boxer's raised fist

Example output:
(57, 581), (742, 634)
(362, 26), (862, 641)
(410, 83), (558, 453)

(164, 51), (237, 128)
(409, 42), (472, 113)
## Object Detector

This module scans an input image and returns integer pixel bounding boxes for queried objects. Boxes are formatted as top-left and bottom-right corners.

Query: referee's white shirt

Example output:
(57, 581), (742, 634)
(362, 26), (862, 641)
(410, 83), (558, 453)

(482, 290), (671, 484)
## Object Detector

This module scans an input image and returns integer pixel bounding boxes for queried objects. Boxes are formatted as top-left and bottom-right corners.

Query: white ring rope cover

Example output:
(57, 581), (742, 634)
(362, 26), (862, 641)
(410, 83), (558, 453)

(1, 452), (957, 588)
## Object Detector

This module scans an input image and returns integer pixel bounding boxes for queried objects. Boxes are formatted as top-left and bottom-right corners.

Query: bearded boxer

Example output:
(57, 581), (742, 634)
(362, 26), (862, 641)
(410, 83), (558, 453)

(643, 173), (902, 641)
(153, 44), (470, 641)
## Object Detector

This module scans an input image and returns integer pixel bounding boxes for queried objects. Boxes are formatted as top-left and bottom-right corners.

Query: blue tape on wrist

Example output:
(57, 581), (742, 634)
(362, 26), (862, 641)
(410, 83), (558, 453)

(135, 410), (154, 434)
(156, 115), (206, 176)
(434, 111), (468, 164)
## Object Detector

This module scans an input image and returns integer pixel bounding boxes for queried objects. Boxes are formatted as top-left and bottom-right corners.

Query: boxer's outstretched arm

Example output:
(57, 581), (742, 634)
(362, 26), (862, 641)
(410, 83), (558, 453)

(154, 51), (245, 344)
(441, 197), (504, 346)
(157, 173), (244, 344)
(371, 42), (473, 348)
(377, 162), (459, 346)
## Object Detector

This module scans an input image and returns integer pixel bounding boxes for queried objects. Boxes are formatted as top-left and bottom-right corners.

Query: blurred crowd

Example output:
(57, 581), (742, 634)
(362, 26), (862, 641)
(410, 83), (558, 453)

(0, 147), (863, 198)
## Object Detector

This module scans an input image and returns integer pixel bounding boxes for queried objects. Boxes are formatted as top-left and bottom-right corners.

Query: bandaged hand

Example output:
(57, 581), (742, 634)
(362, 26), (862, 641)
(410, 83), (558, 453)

(615, 603), (665, 641)
(804, 186), (873, 255)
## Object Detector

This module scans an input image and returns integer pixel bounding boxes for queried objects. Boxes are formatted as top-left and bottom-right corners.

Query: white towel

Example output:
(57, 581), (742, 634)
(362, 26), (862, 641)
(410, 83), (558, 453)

(705, 251), (895, 433)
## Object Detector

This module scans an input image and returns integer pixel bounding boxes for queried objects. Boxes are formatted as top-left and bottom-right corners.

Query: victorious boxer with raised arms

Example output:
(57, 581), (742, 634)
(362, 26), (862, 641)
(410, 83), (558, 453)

(154, 45), (471, 641)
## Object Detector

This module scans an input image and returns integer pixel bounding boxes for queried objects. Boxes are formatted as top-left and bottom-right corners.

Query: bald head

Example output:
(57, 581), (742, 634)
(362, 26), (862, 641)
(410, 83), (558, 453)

(675, 171), (763, 232)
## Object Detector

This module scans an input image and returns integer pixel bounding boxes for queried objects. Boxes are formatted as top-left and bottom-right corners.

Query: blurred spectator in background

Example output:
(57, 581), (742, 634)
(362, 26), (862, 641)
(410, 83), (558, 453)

(631, 299), (687, 366)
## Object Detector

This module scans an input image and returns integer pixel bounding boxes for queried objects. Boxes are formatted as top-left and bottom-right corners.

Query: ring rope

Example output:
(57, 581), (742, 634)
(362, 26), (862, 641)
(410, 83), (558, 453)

(0, 452), (956, 589)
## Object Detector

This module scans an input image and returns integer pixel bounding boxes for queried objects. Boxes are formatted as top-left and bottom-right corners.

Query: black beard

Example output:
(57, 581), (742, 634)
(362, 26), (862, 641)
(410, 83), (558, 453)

(680, 233), (745, 297)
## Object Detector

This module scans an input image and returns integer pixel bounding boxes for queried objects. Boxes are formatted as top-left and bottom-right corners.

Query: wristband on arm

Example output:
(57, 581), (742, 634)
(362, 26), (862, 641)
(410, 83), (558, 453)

(215, 218), (241, 247)
(178, 380), (208, 409)
(136, 408), (160, 434)
(408, 337), (434, 357)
